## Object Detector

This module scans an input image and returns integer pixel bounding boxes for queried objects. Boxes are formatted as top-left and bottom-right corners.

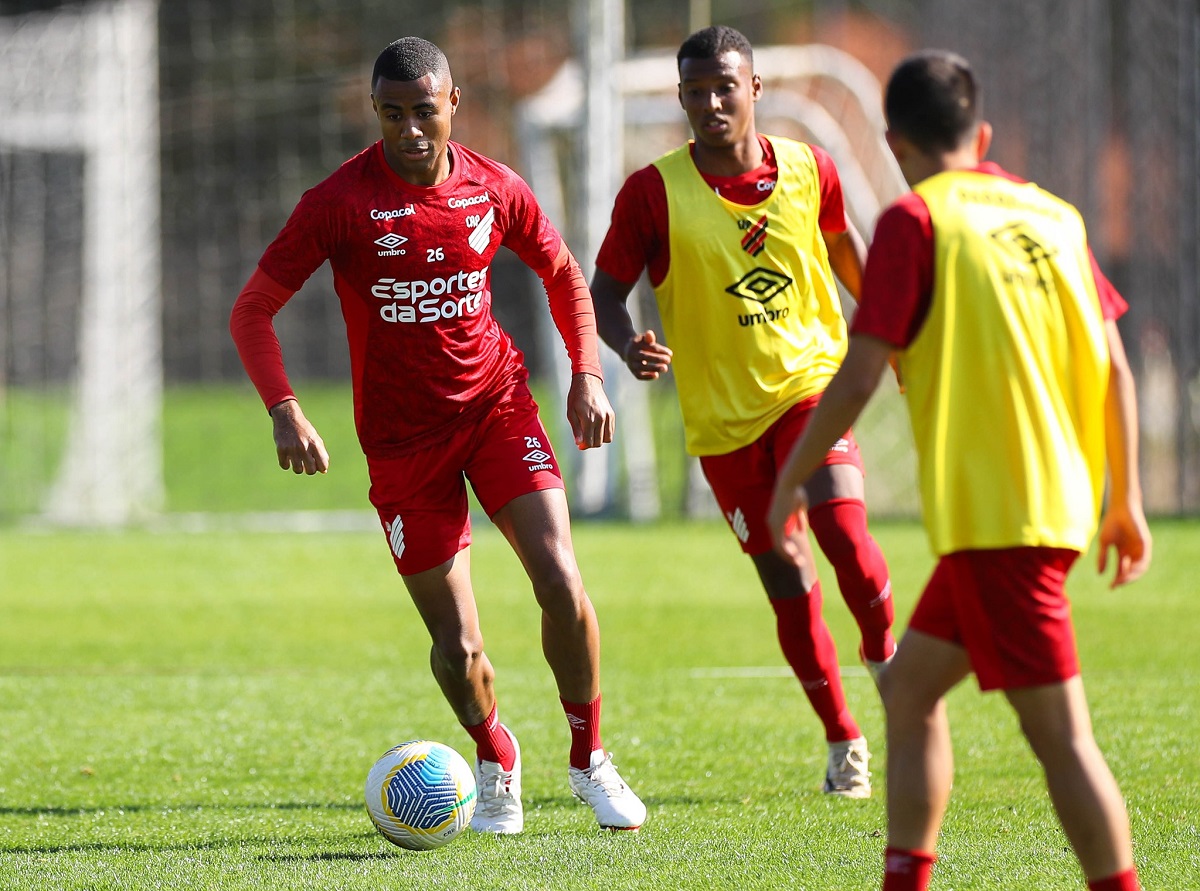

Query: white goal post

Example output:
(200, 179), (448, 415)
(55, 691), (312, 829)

(0, 0), (162, 526)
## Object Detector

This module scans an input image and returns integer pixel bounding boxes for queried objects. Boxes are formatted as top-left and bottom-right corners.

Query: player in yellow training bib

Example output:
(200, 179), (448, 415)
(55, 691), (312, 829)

(768, 50), (1150, 891)
(592, 25), (897, 800)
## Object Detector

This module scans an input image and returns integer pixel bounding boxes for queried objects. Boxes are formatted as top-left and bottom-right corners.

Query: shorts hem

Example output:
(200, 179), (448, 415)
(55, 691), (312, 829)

(483, 475), (566, 519)
(393, 538), (471, 578)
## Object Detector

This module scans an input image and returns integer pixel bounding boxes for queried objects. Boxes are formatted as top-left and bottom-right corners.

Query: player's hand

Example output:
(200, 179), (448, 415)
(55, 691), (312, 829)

(1096, 502), (1151, 588)
(623, 330), (672, 380)
(566, 372), (615, 450)
(767, 483), (811, 565)
(270, 398), (330, 474)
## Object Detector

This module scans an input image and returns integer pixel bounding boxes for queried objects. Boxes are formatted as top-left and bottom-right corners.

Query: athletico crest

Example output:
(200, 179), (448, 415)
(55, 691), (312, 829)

(738, 215), (769, 256)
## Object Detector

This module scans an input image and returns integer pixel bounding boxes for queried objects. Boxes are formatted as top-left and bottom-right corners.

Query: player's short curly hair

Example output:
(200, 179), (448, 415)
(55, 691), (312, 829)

(885, 50), (979, 154)
(372, 37), (451, 89)
(676, 25), (753, 70)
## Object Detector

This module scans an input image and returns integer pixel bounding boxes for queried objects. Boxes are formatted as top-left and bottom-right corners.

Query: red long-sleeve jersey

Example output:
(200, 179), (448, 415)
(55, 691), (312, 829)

(231, 140), (601, 457)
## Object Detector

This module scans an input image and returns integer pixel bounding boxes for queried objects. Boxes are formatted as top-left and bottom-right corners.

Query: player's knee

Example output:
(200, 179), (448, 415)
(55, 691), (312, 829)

(809, 524), (855, 563)
(430, 632), (485, 677)
(879, 666), (938, 722)
(879, 673), (907, 716)
(808, 502), (878, 570)
(1018, 713), (1094, 770)
(529, 564), (586, 613)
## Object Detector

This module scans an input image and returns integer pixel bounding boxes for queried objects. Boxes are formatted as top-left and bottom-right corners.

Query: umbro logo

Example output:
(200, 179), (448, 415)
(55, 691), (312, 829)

(725, 267), (792, 304)
(375, 232), (408, 257)
(375, 233), (408, 249)
(523, 448), (553, 471)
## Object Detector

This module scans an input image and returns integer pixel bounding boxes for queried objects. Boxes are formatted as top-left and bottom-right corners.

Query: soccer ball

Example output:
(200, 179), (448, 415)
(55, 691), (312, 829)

(364, 740), (478, 851)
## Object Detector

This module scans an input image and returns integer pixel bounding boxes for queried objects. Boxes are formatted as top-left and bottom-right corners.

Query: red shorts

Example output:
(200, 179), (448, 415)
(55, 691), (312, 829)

(367, 383), (564, 576)
(699, 394), (864, 556)
(908, 547), (1081, 691)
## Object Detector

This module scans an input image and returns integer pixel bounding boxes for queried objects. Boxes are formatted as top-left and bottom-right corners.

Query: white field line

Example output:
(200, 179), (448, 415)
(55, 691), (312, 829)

(147, 510), (381, 533)
(689, 665), (870, 679)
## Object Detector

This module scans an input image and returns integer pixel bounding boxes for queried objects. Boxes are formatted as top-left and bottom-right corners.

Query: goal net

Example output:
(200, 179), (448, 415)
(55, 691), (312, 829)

(0, 2), (927, 526)
(0, 0), (162, 526)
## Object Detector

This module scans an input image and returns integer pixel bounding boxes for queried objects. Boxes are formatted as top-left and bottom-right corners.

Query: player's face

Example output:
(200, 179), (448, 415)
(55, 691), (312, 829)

(678, 51), (761, 150)
(372, 72), (460, 186)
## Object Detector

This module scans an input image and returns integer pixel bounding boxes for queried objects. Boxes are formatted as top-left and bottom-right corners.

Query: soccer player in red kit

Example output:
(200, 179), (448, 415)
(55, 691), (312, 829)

(768, 51), (1149, 890)
(591, 25), (895, 798)
(230, 37), (645, 834)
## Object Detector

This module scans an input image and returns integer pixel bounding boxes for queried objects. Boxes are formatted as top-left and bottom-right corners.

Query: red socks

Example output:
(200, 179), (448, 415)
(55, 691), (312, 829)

(462, 701), (516, 771)
(770, 582), (861, 742)
(1088, 869), (1141, 891)
(464, 697), (606, 772)
(881, 851), (1137, 890)
(463, 696), (604, 773)
(807, 498), (896, 663)
(882, 847), (936, 891)
(561, 694), (603, 770)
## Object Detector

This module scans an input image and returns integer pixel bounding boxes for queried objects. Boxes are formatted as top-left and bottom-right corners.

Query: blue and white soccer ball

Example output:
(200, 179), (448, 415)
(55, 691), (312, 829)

(364, 739), (478, 851)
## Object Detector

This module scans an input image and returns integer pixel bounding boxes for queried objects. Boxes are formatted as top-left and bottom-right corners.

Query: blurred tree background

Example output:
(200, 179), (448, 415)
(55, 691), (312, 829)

(1, 0), (1196, 513)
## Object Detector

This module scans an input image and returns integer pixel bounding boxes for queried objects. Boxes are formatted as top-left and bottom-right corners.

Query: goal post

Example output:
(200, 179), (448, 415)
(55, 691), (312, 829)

(0, 0), (162, 526)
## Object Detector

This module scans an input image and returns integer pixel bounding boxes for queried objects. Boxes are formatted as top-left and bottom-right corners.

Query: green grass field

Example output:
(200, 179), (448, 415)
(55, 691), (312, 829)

(1, 518), (1196, 890)
(3, 378), (915, 520)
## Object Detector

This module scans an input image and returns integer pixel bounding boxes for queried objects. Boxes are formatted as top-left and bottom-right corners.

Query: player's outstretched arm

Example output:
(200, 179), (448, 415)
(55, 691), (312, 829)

(1096, 320), (1151, 587)
(590, 269), (672, 380)
(565, 373), (615, 450)
(269, 398), (330, 475)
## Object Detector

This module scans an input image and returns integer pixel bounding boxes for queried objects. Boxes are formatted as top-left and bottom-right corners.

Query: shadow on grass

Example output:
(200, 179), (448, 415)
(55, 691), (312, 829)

(0, 801), (363, 818)
(0, 801), (375, 855)
(259, 851), (396, 862)
(1, 793), (699, 858)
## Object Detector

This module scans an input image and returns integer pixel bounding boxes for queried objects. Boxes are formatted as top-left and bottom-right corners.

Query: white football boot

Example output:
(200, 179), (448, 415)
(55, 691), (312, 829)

(568, 749), (646, 830)
(823, 735), (871, 798)
(469, 725), (523, 834)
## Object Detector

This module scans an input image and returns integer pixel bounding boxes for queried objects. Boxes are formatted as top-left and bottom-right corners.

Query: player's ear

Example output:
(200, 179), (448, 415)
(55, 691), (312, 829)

(449, 86), (461, 115)
(975, 121), (993, 161)
(751, 73), (763, 101)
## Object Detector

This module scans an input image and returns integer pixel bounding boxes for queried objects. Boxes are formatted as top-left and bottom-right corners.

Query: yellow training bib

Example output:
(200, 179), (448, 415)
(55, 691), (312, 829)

(652, 137), (846, 455)
(901, 171), (1110, 554)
